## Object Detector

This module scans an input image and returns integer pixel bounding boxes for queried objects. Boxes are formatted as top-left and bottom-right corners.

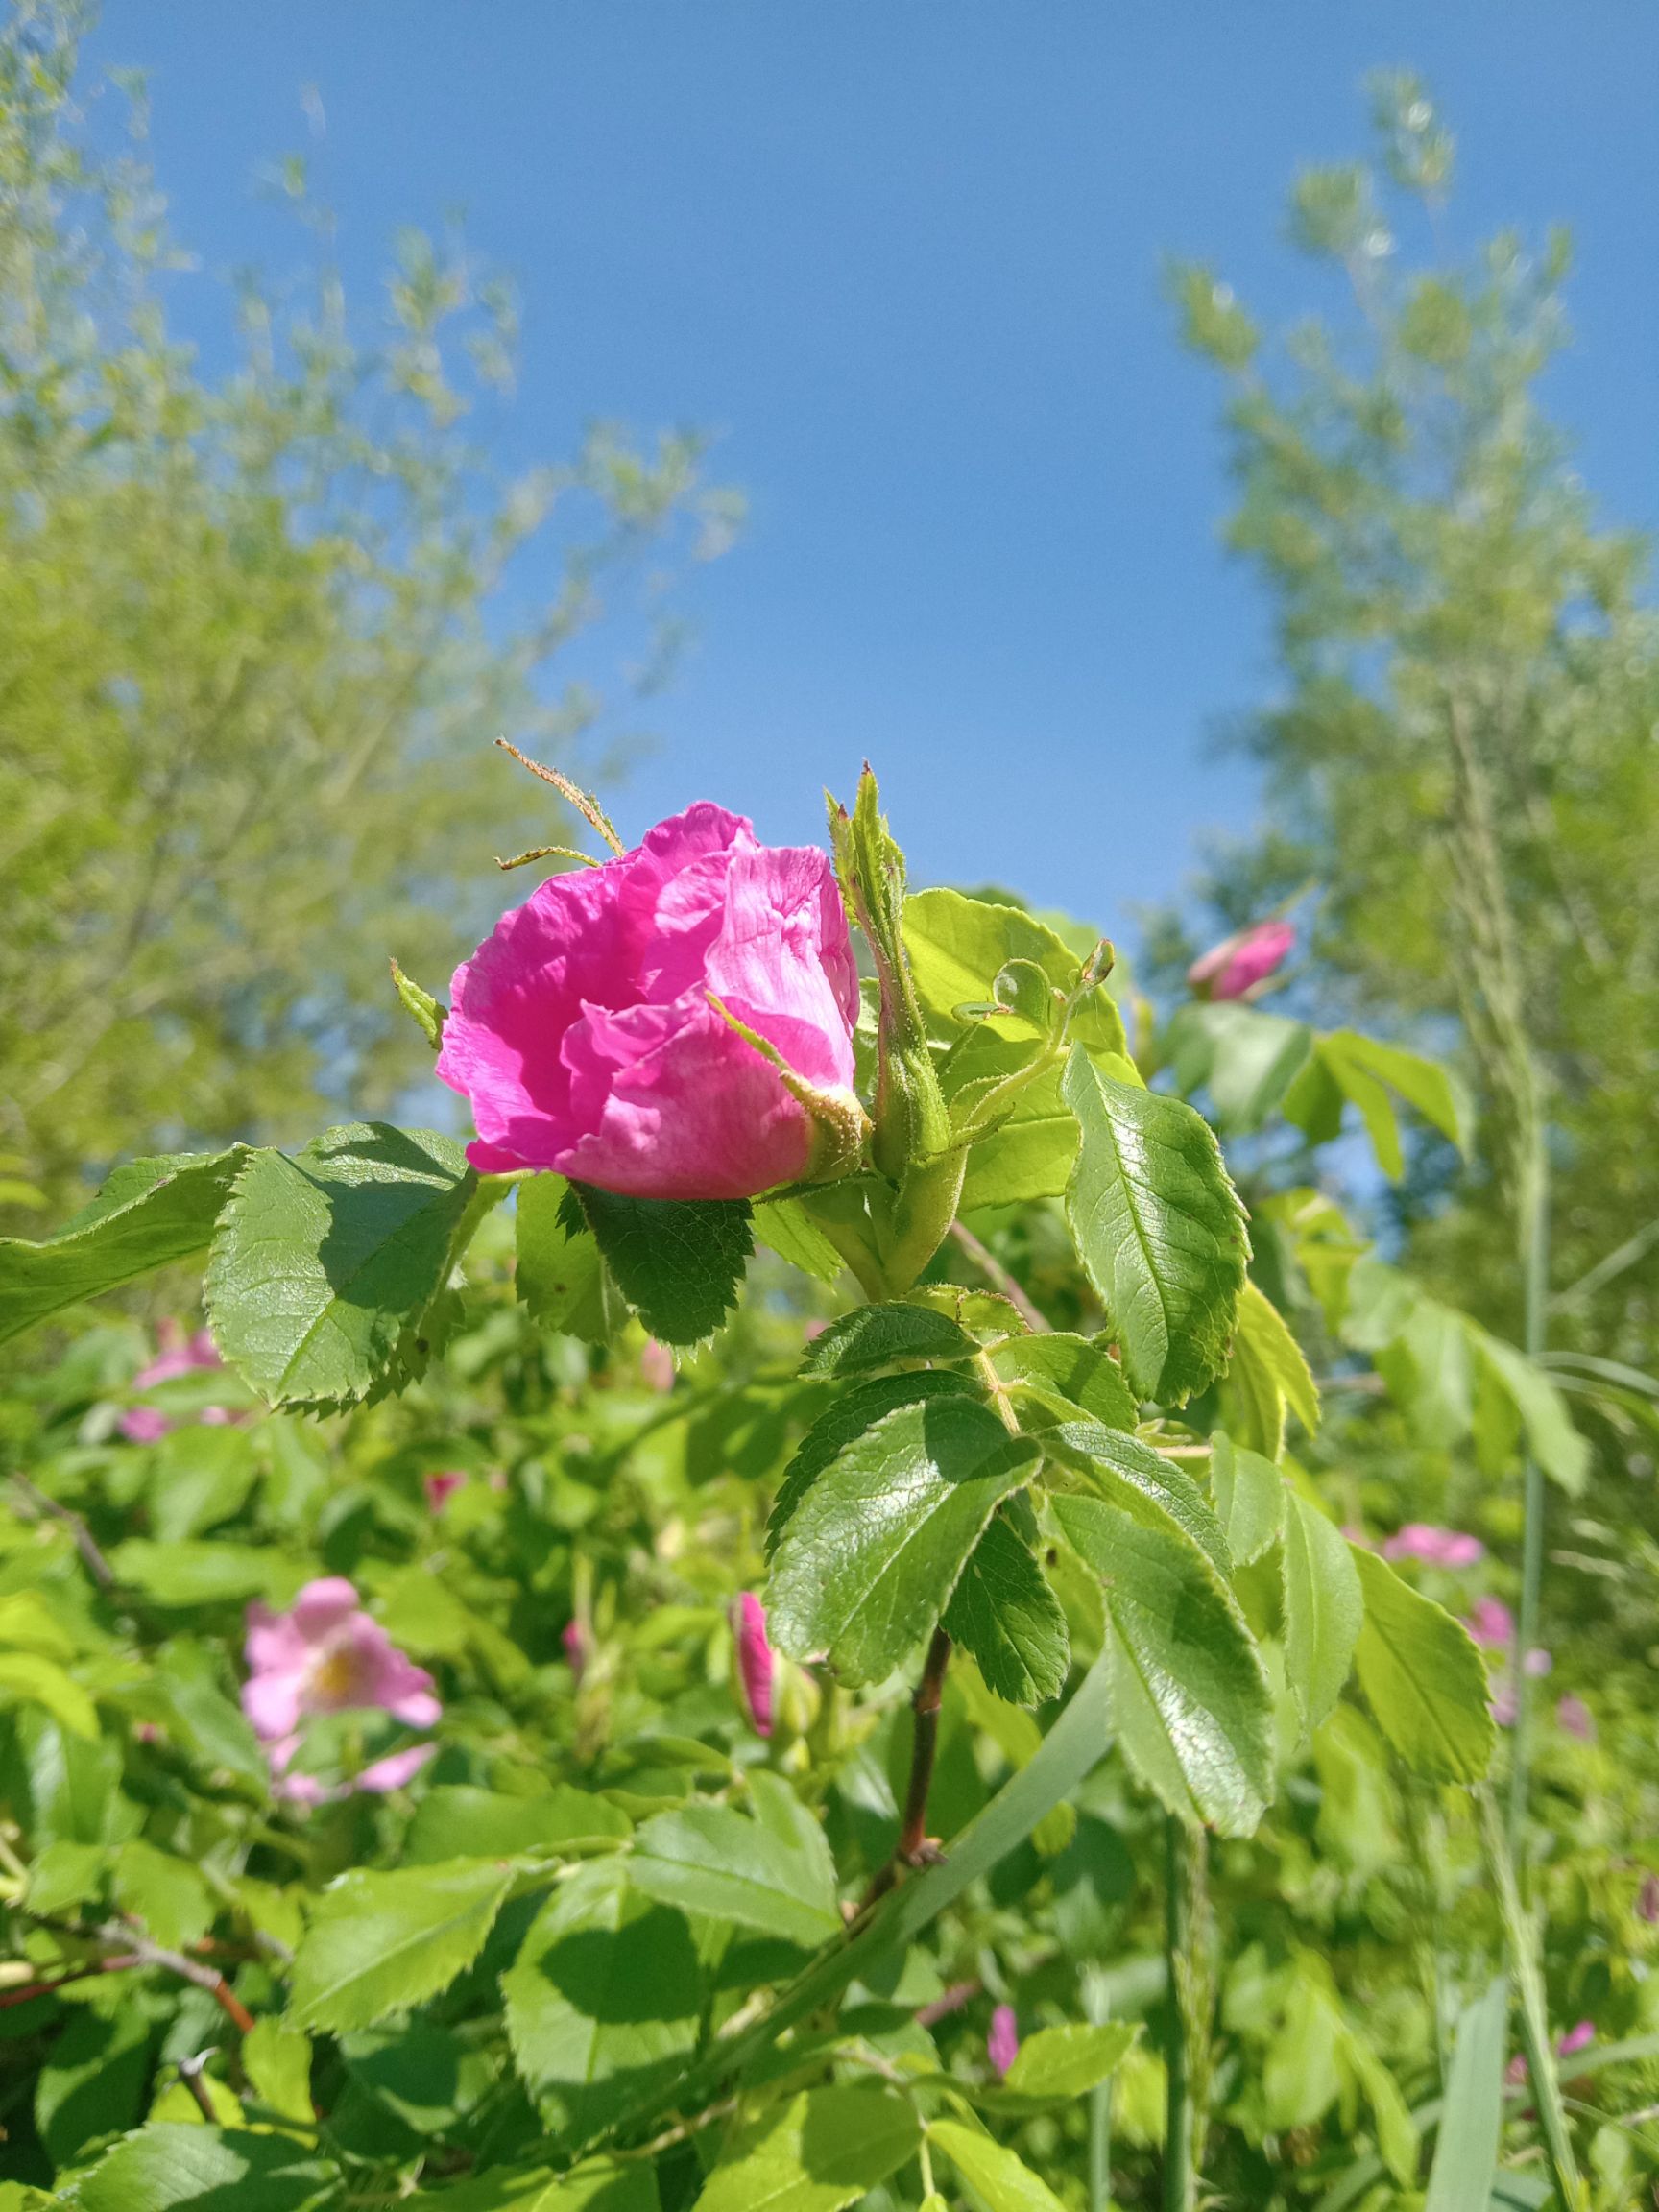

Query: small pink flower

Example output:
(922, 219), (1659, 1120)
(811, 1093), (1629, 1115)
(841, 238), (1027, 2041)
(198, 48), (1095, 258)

(1555, 1695), (1595, 1742)
(436, 805), (861, 1202)
(733, 1593), (775, 1738)
(242, 1578), (440, 1744)
(423, 1470), (467, 1512)
(988, 2005), (1020, 2078)
(563, 1619), (592, 1682)
(1637, 1872), (1659, 1925)
(1383, 1524), (1485, 1570)
(1465, 1596), (1517, 1648)
(120, 1323), (237, 1442)
(356, 1742), (438, 1793)
(1557, 2020), (1595, 2059)
(1188, 920), (1295, 1002)
(640, 1339), (676, 1394)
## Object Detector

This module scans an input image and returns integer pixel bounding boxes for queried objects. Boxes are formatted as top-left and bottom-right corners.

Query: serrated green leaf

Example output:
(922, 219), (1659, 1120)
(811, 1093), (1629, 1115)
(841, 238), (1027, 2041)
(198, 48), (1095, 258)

(768, 1395), (1041, 1684)
(1053, 1491), (1273, 1835)
(1224, 1281), (1320, 1455)
(242, 2019), (313, 2129)
(767, 1368), (977, 1553)
(926, 2119), (1069, 2212)
(1167, 1000), (1313, 1134)
(988, 1333), (1137, 1431)
(944, 1034), (1080, 1210)
(1470, 1330), (1589, 1494)
(1281, 1489), (1363, 1739)
(570, 1185), (752, 1345)
(503, 1863), (702, 2148)
(516, 1174), (626, 1343)
(628, 1792), (840, 1946)
(390, 957), (447, 1048)
(943, 1512), (1070, 1706)
(800, 1300), (978, 1377)
(693, 2084), (921, 2212)
(1210, 1431), (1285, 1565)
(1045, 1420), (1231, 1580)
(79, 2127), (338, 2212)
(1350, 1545), (1496, 1784)
(1002, 2020), (1137, 2100)
(112, 1838), (213, 1952)
(0, 1652), (97, 1740)
(289, 1858), (513, 2032)
(1062, 1046), (1249, 1405)
(405, 1785), (631, 1866)
(206, 1123), (478, 1410)
(0, 1148), (245, 1349)
(754, 1197), (847, 1283)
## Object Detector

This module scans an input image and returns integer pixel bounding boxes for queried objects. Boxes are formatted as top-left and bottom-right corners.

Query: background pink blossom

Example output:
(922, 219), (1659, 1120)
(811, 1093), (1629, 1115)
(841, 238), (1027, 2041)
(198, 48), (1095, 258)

(1187, 919), (1294, 1001)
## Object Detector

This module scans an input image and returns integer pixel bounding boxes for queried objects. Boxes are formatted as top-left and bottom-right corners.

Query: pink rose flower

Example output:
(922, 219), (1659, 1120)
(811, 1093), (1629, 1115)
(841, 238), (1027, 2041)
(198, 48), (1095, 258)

(242, 1578), (440, 1745)
(1188, 920), (1295, 1002)
(436, 804), (861, 1201)
(1383, 1524), (1485, 1570)
(1465, 1596), (1517, 1649)
(423, 1470), (468, 1513)
(1556, 1694), (1595, 1742)
(120, 1322), (238, 1442)
(988, 2004), (1020, 2078)
(733, 1593), (775, 1738)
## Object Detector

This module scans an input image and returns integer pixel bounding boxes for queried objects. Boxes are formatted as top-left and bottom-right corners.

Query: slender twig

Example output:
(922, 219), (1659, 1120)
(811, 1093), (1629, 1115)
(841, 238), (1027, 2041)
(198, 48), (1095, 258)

(96, 1923), (255, 2035)
(8, 1475), (115, 1587)
(176, 2051), (220, 2124)
(0, 1955), (142, 2008)
(861, 1628), (953, 1909)
(949, 1220), (1050, 1334)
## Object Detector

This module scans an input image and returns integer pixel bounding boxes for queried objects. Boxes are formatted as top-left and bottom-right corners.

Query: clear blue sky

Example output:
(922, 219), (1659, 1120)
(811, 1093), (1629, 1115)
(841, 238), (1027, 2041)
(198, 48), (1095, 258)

(90, 3), (1659, 944)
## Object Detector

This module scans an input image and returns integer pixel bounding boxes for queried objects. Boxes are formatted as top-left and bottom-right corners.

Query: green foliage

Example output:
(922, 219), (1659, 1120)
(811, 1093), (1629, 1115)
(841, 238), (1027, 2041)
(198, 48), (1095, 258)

(692, 2085), (921, 2211)
(1423, 1977), (1509, 2212)
(1351, 1544), (1497, 1784)
(569, 1186), (754, 1346)
(942, 1512), (1070, 1707)
(288, 1858), (516, 2032)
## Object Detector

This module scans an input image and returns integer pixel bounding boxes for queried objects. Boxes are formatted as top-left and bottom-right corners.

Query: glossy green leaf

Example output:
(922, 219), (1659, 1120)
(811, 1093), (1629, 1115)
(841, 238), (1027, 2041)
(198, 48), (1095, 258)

(926, 2119), (1069, 2212)
(1063, 1046), (1249, 1405)
(766, 1368), (977, 1553)
(753, 1196), (847, 1283)
(693, 2084), (921, 2212)
(629, 1788), (840, 1946)
(988, 1333), (1137, 1431)
(407, 2160), (658, 2211)
(1053, 1491), (1273, 1835)
(943, 1511), (1070, 1707)
(800, 1300), (978, 1377)
(1224, 1281), (1321, 1455)
(1424, 1976), (1509, 2212)
(1045, 1420), (1232, 1580)
(1002, 2020), (1138, 2100)
(502, 1863), (702, 2147)
(289, 1857), (514, 2032)
(1281, 1489), (1363, 1740)
(768, 1394), (1041, 1684)
(0, 1148), (245, 1349)
(79, 2127), (338, 2212)
(570, 1185), (752, 1346)
(1210, 1431), (1285, 1565)
(405, 1785), (631, 1866)
(205, 1123), (478, 1410)
(516, 1175), (625, 1343)
(1471, 1330), (1590, 1494)
(1350, 1545), (1496, 1783)
(903, 886), (1124, 1053)
(943, 1033), (1080, 1209)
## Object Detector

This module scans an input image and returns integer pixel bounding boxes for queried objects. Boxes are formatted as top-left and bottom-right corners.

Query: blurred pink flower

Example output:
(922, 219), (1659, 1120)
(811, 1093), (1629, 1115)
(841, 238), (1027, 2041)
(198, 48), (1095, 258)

(274, 1740), (436, 1806)
(1556, 1694), (1596, 1742)
(988, 2005), (1020, 2078)
(1465, 1596), (1516, 1648)
(640, 1339), (676, 1394)
(435, 804), (860, 1201)
(1637, 1872), (1659, 1925)
(1557, 2020), (1595, 2059)
(1188, 920), (1295, 1002)
(563, 1618), (592, 1682)
(356, 1742), (439, 1793)
(120, 1321), (237, 1442)
(733, 1593), (775, 1738)
(423, 1470), (468, 1513)
(242, 1578), (440, 1745)
(1383, 1524), (1485, 1570)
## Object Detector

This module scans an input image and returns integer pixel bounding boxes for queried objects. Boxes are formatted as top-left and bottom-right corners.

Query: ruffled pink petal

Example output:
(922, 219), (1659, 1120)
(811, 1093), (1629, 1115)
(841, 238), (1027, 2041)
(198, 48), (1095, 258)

(324, 1616), (441, 1727)
(703, 843), (859, 1093)
(288, 1578), (368, 1644)
(243, 1664), (306, 1743)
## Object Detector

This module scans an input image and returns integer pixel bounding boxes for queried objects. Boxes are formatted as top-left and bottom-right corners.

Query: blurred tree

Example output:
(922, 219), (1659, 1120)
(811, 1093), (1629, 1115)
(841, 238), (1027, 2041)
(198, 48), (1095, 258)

(1168, 73), (1659, 1387)
(0, 0), (739, 1216)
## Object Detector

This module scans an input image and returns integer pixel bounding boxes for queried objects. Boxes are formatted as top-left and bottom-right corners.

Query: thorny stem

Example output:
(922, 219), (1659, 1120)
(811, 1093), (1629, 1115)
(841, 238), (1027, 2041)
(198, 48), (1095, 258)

(861, 1628), (952, 1910)
(493, 737), (625, 854)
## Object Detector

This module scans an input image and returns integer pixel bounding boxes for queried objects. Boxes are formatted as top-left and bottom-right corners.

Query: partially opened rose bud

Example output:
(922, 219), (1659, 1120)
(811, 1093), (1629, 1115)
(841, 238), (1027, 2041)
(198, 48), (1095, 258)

(1188, 920), (1294, 1002)
(437, 805), (864, 1201)
(423, 1470), (467, 1513)
(563, 1619), (592, 1684)
(988, 2004), (1020, 2078)
(733, 1592), (775, 1738)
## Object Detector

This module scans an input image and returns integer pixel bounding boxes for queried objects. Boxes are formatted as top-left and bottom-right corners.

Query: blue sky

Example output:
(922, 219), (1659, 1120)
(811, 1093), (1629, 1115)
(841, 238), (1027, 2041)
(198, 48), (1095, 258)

(90, 3), (1659, 945)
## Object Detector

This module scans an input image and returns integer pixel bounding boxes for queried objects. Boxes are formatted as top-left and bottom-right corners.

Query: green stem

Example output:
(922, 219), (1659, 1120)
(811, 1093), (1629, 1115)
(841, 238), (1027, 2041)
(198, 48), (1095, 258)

(1083, 1965), (1115, 2212)
(1481, 1792), (1585, 2208)
(1506, 1126), (1551, 1868)
(1162, 1815), (1192, 2212)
